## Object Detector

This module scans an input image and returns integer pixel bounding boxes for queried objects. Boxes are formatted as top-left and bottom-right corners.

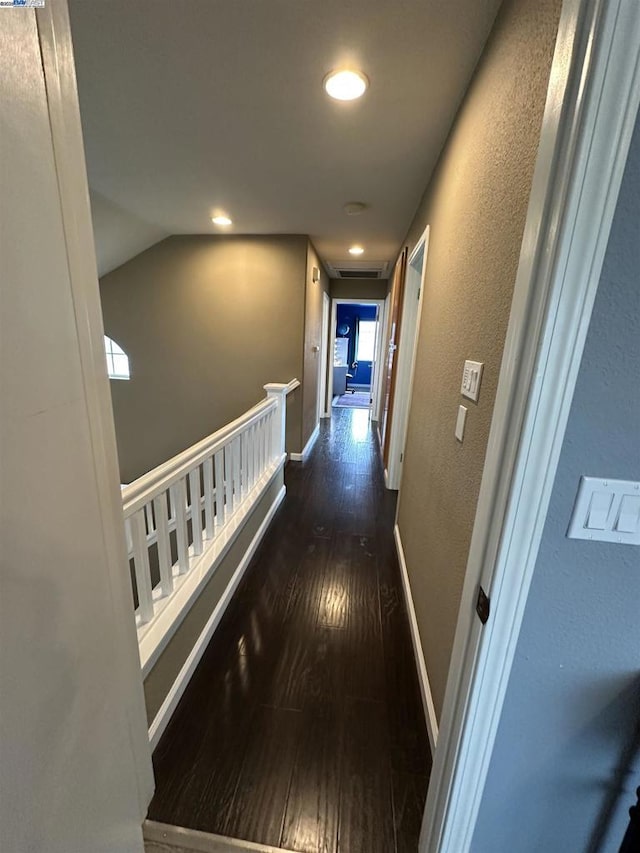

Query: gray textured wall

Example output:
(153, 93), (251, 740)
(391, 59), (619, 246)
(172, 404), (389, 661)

(100, 234), (308, 482)
(396, 0), (562, 717)
(472, 113), (640, 853)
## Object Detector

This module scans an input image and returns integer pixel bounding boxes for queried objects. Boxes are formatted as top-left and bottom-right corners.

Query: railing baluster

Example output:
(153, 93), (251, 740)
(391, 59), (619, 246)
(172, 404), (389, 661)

(203, 457), (214, 539)
(144, 503), (155, 536)
(253, 423), (260, 486)
(153, 491), (173, 597)
(224, 442), (234, 514)
(214, 449), (225, 528)
(245, 425), (253, 489)
(130, 509), (154, 624)
(125, 515), (133, 556)
(189, 467), (203, 556)
(233, 437), (241, 507)
(170, 477), (190, 574)
(253, 424), (260, 483)
(261, 415), (267, 473)
(256, 418), (262, 478)
(257, 421), (263, 484)
(240, 432), (247, 499)
(267, 409), (275, 464)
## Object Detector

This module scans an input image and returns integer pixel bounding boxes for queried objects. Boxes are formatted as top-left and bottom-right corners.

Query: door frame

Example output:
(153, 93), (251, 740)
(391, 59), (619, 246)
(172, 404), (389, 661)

(370, 295), (389, 423)
(419, 1), (640, 850)
(386, 227), (429, 491)
(318, 291), (331, 419)
(35, 0), (155, 819)
(327, 298), (387, 416)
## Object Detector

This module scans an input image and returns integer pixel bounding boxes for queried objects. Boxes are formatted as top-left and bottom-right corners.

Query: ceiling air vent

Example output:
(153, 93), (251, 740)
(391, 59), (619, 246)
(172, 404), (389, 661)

(338, 269), (381, 279)
(326, 260), (389, 280)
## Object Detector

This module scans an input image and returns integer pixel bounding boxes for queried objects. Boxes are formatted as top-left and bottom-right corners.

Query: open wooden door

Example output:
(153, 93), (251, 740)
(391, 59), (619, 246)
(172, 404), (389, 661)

(380, 247), (408, 470)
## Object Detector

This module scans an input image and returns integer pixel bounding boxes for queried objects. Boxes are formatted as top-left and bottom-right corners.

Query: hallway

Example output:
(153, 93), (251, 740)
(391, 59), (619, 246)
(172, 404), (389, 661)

(148, 407), (431, 852)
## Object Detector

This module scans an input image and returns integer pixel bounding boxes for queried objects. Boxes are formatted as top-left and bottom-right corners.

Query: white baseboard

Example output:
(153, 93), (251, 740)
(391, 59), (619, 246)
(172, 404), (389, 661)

(148, 484), (286, 749)
(289, 422), (320, 462)
(393, 523), (439, 754)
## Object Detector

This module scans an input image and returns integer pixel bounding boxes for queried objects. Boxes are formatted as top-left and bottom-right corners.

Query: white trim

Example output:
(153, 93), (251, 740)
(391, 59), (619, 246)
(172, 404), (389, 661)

(139, 457), (285, 677)
(387, 227), (429, 491)
(371, 297), (388, 421)
(144, 820), (300, 853)
(35, 2), (154, 815)
(289, 423), (320, 462)
(421, 1), (640, 850)
(394, 524), (439, 754)
(319, 291), (331, 419)
(148, 484), (286, 749)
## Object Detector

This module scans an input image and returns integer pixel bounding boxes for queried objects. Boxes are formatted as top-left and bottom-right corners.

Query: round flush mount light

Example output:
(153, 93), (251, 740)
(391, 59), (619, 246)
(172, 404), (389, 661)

(349, 245), (365, 256)
(344, 201), (369, 216)
(323, 69), (369, 101)
(211, 214), (232, 226)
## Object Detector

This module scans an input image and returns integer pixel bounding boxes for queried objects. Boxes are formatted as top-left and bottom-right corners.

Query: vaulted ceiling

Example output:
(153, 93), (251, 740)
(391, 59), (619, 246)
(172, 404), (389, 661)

(69, 0), (502, 276)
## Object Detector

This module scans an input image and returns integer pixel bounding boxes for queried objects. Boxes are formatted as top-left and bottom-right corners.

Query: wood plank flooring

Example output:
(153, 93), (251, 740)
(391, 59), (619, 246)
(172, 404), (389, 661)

(148, 407), (431, 853)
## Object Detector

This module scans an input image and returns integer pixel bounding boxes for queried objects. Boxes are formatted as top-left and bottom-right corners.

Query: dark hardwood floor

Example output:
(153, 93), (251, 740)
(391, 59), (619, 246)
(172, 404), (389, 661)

(148, 407), (431, 852)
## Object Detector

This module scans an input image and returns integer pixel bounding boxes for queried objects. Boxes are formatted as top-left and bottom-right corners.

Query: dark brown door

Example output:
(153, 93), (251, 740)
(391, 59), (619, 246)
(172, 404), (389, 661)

(380, 247), (408, 469)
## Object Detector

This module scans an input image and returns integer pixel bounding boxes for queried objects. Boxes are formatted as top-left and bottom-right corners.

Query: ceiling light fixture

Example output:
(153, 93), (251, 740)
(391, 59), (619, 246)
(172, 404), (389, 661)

(211, 214), (232, 226)
(344, 201), (369, 216)
(349, 245), (365, 256)
(323, 69), (369, 101)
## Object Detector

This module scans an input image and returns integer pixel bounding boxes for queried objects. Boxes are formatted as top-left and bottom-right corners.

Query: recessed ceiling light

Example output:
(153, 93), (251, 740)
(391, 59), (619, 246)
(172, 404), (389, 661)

(324, 69), (369, 101)
(211, 215), (232, 226)
(349, 245), (365, 256)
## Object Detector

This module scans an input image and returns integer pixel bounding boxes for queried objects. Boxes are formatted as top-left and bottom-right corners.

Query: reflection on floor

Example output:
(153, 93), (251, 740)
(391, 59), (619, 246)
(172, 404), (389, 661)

(332, 390), (371, 409)
(148, 407), (431, 853)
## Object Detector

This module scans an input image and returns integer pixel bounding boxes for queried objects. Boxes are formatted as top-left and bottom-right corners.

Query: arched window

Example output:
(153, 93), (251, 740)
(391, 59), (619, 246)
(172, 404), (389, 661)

(104, 335), (130, 380)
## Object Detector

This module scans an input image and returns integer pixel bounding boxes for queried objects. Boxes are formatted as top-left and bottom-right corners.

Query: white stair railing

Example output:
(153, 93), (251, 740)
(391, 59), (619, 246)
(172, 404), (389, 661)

(121, 380), (298, 674)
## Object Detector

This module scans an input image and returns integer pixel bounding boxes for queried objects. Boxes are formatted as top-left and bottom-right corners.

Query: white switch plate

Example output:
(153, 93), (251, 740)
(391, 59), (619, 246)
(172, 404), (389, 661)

(567, 476), (640, 545)
(461, 360), (484, 402)
(455, 405), (467, 442)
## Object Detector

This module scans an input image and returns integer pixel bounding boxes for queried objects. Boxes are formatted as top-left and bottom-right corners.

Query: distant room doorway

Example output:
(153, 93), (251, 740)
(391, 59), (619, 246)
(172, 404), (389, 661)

(329, 300), (385, 414)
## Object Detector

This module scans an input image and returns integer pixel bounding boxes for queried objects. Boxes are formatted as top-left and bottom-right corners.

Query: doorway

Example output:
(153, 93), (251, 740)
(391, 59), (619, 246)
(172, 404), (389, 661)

(384, 228), (429, 490)
(327, 299), (386, 416)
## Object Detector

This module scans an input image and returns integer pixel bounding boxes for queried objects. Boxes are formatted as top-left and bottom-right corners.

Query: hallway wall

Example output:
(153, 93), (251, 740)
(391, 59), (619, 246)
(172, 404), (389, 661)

(100, 234), (308, 482)
(1, 7), (150, 851)
(395, 0), (562, 718)
(472, 110), (640, 853)
(330, 278), (388, 300)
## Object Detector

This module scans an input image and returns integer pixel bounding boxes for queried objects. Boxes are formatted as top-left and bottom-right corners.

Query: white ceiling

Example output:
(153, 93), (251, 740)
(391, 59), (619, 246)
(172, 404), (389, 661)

(69, 0), (502, 276)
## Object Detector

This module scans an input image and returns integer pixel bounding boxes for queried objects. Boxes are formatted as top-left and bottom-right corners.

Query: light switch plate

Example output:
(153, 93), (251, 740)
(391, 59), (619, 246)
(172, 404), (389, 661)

(455, 405), (467, 442)
(567, 476), (640, 545)
(461, 360), (484, 402)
